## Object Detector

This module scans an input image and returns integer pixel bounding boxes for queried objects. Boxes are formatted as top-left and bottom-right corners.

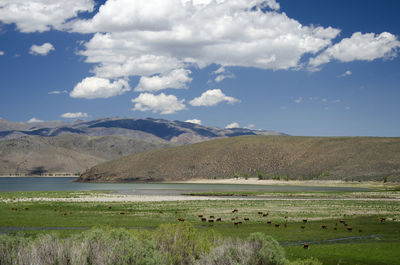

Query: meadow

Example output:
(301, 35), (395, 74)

(1, 188), (400, 264)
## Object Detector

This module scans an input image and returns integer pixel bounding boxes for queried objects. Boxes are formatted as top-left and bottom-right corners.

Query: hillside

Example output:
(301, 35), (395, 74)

(78, 135), (400, 182)
(0, 134), (170, 175)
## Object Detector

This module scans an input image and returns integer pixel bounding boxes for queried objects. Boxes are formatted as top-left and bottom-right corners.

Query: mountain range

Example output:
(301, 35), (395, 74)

(0, 117), (284, 175)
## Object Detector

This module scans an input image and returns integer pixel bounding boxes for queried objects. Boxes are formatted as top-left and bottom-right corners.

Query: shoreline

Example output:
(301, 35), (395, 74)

(1, 176), (398, 189)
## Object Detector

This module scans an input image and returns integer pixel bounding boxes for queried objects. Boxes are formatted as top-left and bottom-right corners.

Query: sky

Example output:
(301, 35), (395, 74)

(0, 0), (399, 137)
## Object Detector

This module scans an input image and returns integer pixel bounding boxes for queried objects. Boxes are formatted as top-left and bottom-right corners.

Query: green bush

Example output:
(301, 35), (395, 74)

(154, 222), (219, 265)
(196, 232), (286, 265)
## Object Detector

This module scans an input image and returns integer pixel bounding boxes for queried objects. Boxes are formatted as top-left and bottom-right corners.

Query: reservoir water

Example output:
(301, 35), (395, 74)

(0, 177), (372, 194)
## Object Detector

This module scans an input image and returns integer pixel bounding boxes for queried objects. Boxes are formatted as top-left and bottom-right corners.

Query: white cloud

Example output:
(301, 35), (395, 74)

(225, 122), (240, 129)
(29, 43), (55, 56)
(310, 32), (400, 68)
(334, 99), (341, 103)
(294, 97), (303, 104)
(338, 70), (352, 78)
(345, 106), (351, 110)
(69, 0), (340, 80)
(132, 93), (186, 114)
(213, 66), (235, 83)
(61, 112), (88, 118)
(27, 117), (43, 123)
(135, 69), (192, 92)
(189, 89), (239, 107)
(280, 106), (287, 110)
(321, 98), (327, 102)
(70, 77), (131, 99)
(0, 51), (4, 56)
(245, 124), (255, 129)
(48, 90), (68, 95)
(0, 0), (94, 33)
(185, 119), (202, 125)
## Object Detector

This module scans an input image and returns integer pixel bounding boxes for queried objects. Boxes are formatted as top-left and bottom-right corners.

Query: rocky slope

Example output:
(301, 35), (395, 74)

(0, 134), (170, 175)
(78, 135), (400, 182)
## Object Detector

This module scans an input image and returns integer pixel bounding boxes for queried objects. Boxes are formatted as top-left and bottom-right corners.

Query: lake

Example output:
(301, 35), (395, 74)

(0, 177), (372, 194)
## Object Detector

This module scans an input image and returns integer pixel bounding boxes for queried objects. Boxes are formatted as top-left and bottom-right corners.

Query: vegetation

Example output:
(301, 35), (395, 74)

(0, 189), (399, 264)
(1, 224), (297, 265)
(78, 135), (400, 183)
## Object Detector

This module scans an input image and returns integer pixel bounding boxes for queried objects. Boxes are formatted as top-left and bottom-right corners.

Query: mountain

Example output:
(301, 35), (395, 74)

(0, 117), (285, 145)
(0, 134), (170, 175)
(77, 135), (400, 182)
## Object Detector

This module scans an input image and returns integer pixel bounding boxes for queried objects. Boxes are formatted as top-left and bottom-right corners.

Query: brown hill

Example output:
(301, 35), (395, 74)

(0, 134), (170, 175)
(77, 135), (400, 183)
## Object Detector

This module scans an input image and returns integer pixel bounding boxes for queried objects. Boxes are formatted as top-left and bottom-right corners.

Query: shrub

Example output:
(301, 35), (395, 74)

(257, 171), (267, 180)
(196, 232), (286, 265)
(154, 222), (219, 265)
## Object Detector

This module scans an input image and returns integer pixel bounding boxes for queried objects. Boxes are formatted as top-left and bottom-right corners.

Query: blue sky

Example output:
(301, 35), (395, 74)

(0, 0), (399, 136)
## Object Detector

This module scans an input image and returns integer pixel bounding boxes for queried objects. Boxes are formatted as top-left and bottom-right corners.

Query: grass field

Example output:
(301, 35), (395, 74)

(1, 189), (400, 264)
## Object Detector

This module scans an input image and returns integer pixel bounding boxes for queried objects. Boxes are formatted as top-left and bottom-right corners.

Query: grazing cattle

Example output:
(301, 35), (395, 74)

(300, 226), (305, 229)
(231, 217), (236, 221)
(303, 244), (309, 249)
(63, 213), (67, 216)
(267, 221), (272, 224)
(216, 218), (222, 222)
(321, 225), (327, 229)
(358, 229), (362, 232)
(209, 216), (215, 219)
(234, 222), (239, 227)
(302, 219), (307, 223)
(258, 211), (263, 215)
(120, 212), (125, 215)
(344, 223), (348, 226)
(263, 213), (268, 217)
(339, 220), (345, 223)
(238, 221), (243, 224)
(275, 224), (280, 227)
(208, 219), (214, 223)
(108, 206), (112, 209)
(178, 217), (185, 222)
(347, 227), (353, 231)
(334, 227), (338, 230)
(159, 211), (164, 214)
(198, 214), (203, 218)
(54, 209), (57, 211)
(201, 218), (207, 222)
(244, 217), (249, 221)
(284, 216), (288, 219)
(379, 217), (386, 223)
(232, 209), (238, 213)
(24, 208), (29, 211)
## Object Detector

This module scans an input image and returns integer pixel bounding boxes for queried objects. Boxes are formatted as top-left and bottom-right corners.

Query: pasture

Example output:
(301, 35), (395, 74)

(1, 189), (399, 264)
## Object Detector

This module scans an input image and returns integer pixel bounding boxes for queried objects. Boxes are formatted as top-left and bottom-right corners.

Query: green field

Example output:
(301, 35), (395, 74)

(1, 189), (400, 264)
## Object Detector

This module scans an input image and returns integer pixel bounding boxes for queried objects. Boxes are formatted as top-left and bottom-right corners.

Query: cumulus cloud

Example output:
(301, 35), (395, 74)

(70, 77), (131, 99)
(0, 0), (94, 33)
(135, 69), (192, 92)
(338, 70), (352, 78)
(61, 112), (88, 118)
(69, 0), (340, 81)
(27, 117), (43, 123)
(225, 122), (240, 129)
(189, 89), (239, 107)
(0, 51), (4, 56)
(132, 93), (186, 114)
(185, 119), (202, 125)
(48, 90), (68, 95)
(309, 32), (400, 68)
(29, 43), (55, 56)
